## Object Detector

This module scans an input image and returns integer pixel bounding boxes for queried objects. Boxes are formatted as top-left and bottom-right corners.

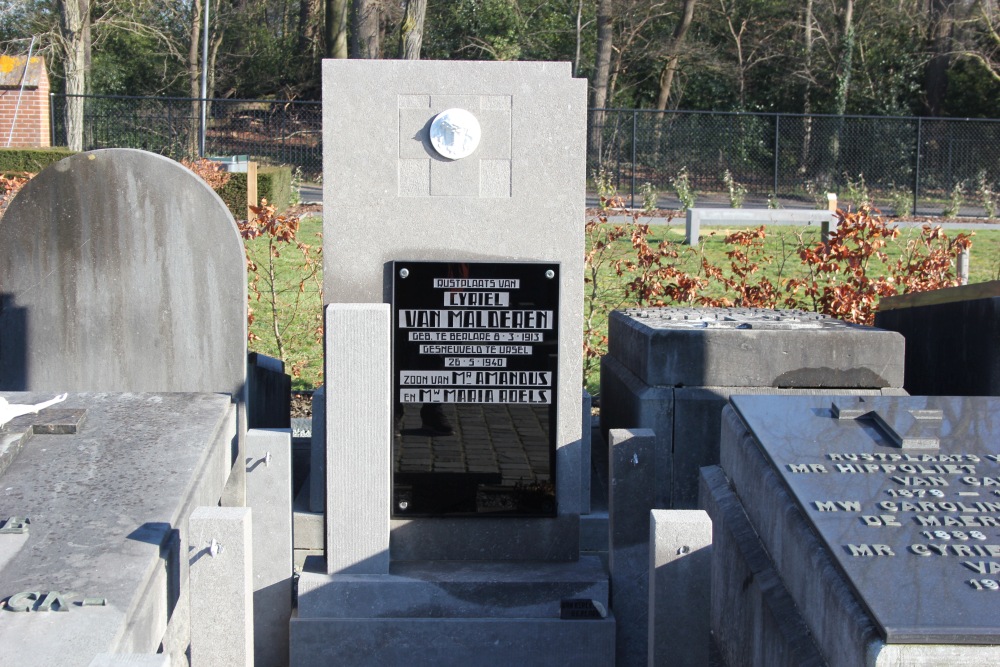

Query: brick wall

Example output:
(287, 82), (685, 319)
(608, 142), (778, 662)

(0, 65), (50, 148)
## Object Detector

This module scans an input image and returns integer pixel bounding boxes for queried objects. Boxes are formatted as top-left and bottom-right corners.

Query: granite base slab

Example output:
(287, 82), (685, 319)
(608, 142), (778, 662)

(297, 556), (608, 619)
(293, 555), (613, 666)
(290, 615), (615, 667)
(389, 514), (579, 561)
(700, 465), (825, 667)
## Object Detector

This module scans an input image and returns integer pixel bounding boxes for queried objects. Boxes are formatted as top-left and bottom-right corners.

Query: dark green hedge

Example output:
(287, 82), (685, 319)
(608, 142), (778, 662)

(0, 147), (76, 174)
(216, 165), (293, 219)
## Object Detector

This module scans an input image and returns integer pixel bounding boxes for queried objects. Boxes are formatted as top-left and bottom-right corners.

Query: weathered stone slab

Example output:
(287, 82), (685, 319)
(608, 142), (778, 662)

(699, 465), (827, 667)
(601, 349), (906, 508)
(0, 392), (233, 665)
(730, 394), (1000, 644)
(607, 307), (904, 388)
(0, 149), (246, 398)
(717, 395), (1000, 665)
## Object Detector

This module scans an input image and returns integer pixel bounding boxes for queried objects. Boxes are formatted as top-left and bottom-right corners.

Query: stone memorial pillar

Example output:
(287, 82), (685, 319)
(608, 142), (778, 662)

(608, 428), (656, 666)
(292, 60), (613, 666)
(647, 510), (712, 667)
(189, 506), (253, 667)
(246, 428), (293, 666)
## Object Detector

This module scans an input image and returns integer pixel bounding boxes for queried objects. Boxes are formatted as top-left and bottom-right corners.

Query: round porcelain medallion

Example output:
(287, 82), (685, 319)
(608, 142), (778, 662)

(429, 108), (482, 160)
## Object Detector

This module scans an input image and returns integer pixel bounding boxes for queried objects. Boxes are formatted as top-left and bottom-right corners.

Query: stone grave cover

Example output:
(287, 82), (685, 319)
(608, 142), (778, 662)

(730, 394), (1000, 644)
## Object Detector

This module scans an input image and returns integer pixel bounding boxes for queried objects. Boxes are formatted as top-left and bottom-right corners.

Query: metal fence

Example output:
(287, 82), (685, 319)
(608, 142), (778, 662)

(590, 109), (1000, 216)
(49, 95), (1000, 216)
(50, 94), (323, 177)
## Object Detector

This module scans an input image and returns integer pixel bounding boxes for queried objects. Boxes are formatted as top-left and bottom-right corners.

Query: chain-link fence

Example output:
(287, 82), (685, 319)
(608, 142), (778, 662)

(50, 94), (323, 178)
(589, 109), (1000, 217)
(49, 95), (1000, 216)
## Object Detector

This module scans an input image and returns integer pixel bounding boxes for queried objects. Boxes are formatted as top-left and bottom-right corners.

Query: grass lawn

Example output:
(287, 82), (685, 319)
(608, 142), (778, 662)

(246, 213), (324, 390)
(250, 213), (1000, 393)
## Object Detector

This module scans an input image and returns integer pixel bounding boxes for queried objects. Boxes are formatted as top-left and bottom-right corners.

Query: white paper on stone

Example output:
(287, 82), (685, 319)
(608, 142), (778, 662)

(429, 108), (481, 160)
(0, 393), (67, 428)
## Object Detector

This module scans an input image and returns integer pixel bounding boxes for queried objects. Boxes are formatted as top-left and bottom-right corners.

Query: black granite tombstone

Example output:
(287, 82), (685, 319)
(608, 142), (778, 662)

(391, 261), (559, 517)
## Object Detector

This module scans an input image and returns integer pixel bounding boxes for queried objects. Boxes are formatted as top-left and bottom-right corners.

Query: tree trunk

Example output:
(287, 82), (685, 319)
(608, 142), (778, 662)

(655, 0), (697, 111)
(326, 0), (349, 58)
(924, 0), (952, 115)
(298, 0), (321, 58)
(351, 0), (380, 58)
(830, 0), (855, 167)
(573, 0), (584, 77)
(188, 0), (202, 156)
(834, 0), (854, 116)
(588, 0), (613, 160)
(800, 0), (814, 174)
(59, 0), (89, 152)
(399, 0), (427, 59)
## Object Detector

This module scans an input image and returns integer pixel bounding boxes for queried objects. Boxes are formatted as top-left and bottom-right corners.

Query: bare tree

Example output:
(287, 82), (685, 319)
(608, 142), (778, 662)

(962, 0), (1000, 83)
(399, 0), (427, 59)
(56, 0), (91, 151)
(655, 0), (696, 110)
(713, 0), (785, 109)
(351, 0), (380, 58)
(326, 0), (349, 58)
(589, 0), (613, 158)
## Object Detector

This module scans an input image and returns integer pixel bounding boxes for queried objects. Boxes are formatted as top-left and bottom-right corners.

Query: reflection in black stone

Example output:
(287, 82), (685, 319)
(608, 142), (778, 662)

(393, 403), (554, 516)
(0, 294), (28, 390)
(392, 261), (560, 518)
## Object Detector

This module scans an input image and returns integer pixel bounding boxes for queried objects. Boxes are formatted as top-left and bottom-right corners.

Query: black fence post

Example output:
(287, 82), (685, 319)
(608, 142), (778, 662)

(48, 92), (55, 147)
(773, 114), (780, 198)
(914, 117), (922, 216)
(631, 110), (637, 209)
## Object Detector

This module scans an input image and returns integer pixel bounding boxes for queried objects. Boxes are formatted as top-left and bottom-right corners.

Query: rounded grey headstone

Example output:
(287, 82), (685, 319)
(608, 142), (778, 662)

(0, 149), (246, 396)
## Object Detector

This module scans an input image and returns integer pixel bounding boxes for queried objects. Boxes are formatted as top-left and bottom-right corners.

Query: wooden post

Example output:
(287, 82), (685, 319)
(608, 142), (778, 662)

(247, 161), (258, 220)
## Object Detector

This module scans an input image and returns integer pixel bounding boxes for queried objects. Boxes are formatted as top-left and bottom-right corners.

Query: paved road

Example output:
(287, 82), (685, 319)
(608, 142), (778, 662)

(300, 183), (321, 203)
(297, 185), (1000, 230)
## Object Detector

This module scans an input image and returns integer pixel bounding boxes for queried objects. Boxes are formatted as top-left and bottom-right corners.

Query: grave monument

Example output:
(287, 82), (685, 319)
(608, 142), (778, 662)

(602, 306), (906, 508)
(703, 394), (1000, 665)
(291, 60), (614, 665)
(0, 149), (292, 666)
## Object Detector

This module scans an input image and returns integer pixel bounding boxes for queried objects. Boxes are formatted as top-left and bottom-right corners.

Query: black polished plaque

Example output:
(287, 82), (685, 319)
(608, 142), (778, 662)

(391, 261), (559, 518)
(730, 394), (1000, 644)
